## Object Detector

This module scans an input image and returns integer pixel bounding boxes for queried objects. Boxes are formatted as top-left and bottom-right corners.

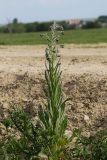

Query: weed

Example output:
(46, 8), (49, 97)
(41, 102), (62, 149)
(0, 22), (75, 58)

(0, 23), (70, 160)
(38, 22), (70, 159)
(65, 129), (107, 160)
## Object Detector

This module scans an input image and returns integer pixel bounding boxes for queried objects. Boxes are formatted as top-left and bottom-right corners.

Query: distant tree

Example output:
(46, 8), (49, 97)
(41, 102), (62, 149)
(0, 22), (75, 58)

(0, 26), (6, 33)
(58, 21), (72, 30)
(12, 23), (25, 33)
(82, 20), (101, 29)
(13, 18), (18, 24)
(36, 22), (53, 31)
(98, 16), (107, 22)
(24, 22), (38, 32)
(11, 18), (26, 33)
(5, 18), (13, 33)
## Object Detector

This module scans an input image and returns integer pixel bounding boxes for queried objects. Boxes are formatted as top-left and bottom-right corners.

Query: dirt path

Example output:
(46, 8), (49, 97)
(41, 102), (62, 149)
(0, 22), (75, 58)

(0, 45), (107, 75)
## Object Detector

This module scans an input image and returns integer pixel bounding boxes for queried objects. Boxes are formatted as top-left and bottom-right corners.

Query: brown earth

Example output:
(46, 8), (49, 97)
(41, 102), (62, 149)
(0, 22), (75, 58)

(0, 44), (107, 138)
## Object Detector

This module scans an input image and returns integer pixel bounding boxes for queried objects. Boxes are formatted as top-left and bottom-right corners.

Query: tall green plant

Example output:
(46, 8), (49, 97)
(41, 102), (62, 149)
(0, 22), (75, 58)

(38, 22), (69, 159)
(0, 23), (70, 160)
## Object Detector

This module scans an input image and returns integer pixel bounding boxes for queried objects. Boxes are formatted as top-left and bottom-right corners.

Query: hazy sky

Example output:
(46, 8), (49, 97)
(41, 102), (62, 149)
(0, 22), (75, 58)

(0, 0), (107, 24)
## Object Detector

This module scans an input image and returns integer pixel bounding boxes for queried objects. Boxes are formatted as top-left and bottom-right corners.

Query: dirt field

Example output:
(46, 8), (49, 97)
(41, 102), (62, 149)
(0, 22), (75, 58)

(0, 44), (107, 138)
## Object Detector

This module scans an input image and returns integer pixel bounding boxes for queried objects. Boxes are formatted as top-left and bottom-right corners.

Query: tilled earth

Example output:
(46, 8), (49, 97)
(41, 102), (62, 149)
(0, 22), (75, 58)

(0, 44), (107, 139)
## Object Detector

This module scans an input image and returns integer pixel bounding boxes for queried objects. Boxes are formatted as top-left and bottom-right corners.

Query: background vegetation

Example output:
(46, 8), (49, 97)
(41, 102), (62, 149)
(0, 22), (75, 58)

(0, 28), (107, 45)
(0, 16), (107, 45)
(0, 16), (107, 34)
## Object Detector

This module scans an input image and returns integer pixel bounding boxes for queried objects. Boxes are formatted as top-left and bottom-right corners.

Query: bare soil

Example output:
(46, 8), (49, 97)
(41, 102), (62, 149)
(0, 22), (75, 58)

(0, 44), (107, 138)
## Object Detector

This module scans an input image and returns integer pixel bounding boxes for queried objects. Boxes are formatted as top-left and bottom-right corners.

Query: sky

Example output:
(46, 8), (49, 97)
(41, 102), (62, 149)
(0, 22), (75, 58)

(0, 0), (107, 24)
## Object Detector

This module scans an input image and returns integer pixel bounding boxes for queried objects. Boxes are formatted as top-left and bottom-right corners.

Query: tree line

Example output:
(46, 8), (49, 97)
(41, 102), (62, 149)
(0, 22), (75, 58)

(0, 16), (107, 33)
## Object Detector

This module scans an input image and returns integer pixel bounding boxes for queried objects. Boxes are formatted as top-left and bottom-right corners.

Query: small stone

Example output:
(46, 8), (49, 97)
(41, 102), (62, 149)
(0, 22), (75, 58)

(3, 103), (9, 109)
(84, 115), (89, 121)
(65, 130), (72, 138)
(0, 129), (6, 136)
(38, 153), (48, 159)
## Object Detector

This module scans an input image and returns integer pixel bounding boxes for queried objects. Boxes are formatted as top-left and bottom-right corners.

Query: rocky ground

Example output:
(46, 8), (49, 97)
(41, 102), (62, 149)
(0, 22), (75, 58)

(0, 44), (107, 138)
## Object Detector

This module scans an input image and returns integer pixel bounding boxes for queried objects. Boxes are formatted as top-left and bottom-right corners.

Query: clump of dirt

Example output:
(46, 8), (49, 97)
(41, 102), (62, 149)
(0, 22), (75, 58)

(0, 72), (44, 139)
(63, 74), (107, 135)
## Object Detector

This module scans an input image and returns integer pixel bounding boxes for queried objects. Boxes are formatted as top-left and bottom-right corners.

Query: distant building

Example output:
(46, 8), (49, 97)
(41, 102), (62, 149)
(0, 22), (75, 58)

(66, 19), (82, 29)
(101, 22), (107, 28)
